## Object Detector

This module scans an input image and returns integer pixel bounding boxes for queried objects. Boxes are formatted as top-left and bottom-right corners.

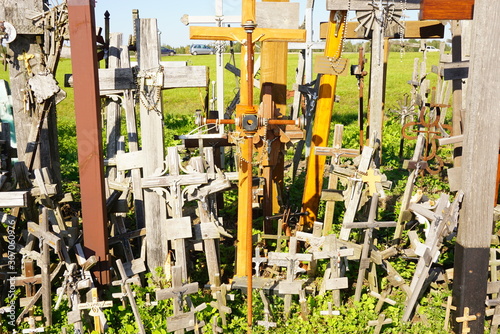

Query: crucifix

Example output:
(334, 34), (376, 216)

(156, 265), (205, 334)
(190, 1), (305, 329)
(313, 234), (353, 306)
(142, 146), (211, 281)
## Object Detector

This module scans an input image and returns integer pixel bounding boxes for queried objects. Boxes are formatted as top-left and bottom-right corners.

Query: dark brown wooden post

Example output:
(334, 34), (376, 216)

(452, 0), (500, 332)
(67, 0), (110, 285)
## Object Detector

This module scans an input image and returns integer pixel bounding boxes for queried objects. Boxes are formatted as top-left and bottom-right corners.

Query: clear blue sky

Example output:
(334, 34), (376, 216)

(94, 0), (332, 47)
(94, 1), (428, 48)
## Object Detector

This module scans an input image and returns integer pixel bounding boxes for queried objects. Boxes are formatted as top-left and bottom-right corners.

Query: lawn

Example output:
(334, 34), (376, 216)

(2, 49), (459, 333)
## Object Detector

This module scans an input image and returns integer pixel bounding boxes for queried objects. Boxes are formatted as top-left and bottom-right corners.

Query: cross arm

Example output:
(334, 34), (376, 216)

(190, 26), (305, 43)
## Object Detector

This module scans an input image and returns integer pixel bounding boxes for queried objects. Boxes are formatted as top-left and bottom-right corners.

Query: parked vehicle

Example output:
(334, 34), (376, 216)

(425, 45), (439, 52)
(190, 44), (215, 55)
(161, 47), (176, 56)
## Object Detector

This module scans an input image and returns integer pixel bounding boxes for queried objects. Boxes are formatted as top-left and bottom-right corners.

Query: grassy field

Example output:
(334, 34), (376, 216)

(0, 50), (441, 125)
(2, 50), (458, 333)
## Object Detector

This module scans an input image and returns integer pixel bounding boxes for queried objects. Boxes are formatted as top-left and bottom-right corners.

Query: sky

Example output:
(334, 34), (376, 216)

(93, 0), (428, 48)
(94, 0), (328, 47)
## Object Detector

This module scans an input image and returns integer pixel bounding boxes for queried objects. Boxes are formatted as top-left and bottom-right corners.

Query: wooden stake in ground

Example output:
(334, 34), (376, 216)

(451, 0), (500, 332)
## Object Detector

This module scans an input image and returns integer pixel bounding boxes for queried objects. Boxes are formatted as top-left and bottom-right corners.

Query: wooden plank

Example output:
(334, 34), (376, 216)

(163, 66), (209, 89)
(327, 0), (421, 10)
(321, 20), (445, 40)
(0, 191), (29, 207)
(255, 2), (299, 29)
(190, 26), (305, 43)
(67, 66), (209, 92)
(137, 18), (167, 273)
(420, 0), (474, 20)
(300, 11), (347, 226)
(443, 61), (469, 81)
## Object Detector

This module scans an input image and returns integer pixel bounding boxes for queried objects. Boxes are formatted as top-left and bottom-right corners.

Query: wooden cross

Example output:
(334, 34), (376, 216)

(320, 302), (341, 316)
(141, 146), (213, 281)
(268, 237), (312, 317)
(313, 234), (353, 306)
(296, 221), (324, 275)
(252, 247), (268, 278)
(367, 313), (393, 334)
(315, 124), (358, 234)
(190, 1), (305, 291)
(209, 274), (232, 328)
(393, 134), (426, 242)
(113, 259), (146, 334)
(370, 288), (396, 313)
(402, 191), (464, 322)
(21, 315), (44, 333)
(456, 307), (477, 334)
(343, 193), (396, 301)
(77, 288), (113, 333)
(256, 289), (277, 330)
(188, 148), (234, 286)
(338, 144), (376, 241)
(156, 266), (205, 333)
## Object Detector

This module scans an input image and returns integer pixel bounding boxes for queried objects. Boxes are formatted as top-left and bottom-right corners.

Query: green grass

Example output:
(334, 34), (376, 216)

(1, 50), (456, 333)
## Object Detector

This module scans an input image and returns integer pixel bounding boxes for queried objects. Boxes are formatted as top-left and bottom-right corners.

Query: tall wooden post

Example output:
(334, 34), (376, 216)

(67, 0), (110, 285)
(136, 18), (168, 274)
(367, 14), (385, 166)
(300, 10), (346, 227)
(259, 0), (295, 227)
(452, 0), (500, 332)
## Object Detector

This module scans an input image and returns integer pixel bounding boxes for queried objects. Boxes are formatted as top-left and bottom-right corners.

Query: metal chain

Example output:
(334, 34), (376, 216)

(328, 0), (351, 69)
(137, 66), (164, 115)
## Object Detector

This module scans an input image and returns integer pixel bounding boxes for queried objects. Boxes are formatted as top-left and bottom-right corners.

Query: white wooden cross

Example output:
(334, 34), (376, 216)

(314, 234), (353, 305)
(320, 302), (341, 316)
(252, 246), (268, 278)
(268, 237), (312, 317)
(256, 289), (277, 330)
(289, 0), (326, 93)
(402, 191), (464, 322)
(343, 193), (396, 301)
